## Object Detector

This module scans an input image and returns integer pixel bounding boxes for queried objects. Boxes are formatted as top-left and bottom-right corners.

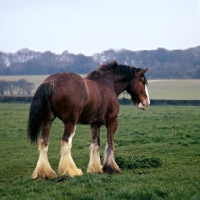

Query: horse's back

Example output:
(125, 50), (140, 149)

(48, 73), (87, 120)
(51, 72), (86, 100)
(44, 73), (60, 82)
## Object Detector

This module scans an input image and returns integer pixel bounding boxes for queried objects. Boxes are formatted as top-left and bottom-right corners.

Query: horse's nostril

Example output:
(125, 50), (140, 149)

(137, 102), (147, 110)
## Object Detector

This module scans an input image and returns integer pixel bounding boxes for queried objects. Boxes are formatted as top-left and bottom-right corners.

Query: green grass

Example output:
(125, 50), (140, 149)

(0, 103), (200, 199)
(1, 75), (200, 99)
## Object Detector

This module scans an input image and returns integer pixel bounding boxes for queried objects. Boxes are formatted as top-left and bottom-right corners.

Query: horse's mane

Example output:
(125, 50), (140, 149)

(86, 60), (147, 83)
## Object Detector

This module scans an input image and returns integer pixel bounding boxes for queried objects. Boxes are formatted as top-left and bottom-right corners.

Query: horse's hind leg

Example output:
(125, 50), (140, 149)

(58, 123), (83, 178)
(32, 105), (57, 180)
(87, 125), (103, 173)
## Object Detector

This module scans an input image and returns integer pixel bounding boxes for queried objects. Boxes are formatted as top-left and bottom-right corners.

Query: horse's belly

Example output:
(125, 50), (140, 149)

(78, 114), (105, 125)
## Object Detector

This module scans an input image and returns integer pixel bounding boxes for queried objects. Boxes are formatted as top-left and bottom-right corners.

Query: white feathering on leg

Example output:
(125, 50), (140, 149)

(87, 144), (103, 173)
(58, 128), (83, 177)
(32, 140), (57, 179)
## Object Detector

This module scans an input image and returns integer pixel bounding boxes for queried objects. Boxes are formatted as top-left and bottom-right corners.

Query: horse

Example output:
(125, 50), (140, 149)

(27, 60), (150, 179)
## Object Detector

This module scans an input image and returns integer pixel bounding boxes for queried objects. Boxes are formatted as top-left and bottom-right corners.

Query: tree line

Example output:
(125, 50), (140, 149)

(0, 79), (34, 95)
(0, 46), (200, 78)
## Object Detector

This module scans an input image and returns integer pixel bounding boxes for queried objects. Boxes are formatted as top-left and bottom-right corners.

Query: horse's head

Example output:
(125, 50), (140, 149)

(126, 68), (150, 110)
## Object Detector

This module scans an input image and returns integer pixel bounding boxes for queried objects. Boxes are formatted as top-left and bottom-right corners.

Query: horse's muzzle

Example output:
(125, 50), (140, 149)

(137, 101), (149, 110)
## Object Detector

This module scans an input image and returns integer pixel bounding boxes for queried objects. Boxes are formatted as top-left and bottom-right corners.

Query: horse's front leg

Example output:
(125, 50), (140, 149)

(87, 125), (103, 173)
(32, 122), (57, 180)
(58, 124), (83, 178)
(103, 118), (121, 173)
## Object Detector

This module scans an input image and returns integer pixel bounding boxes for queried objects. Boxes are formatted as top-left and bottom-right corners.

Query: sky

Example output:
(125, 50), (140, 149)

(0, 0), (200, 55)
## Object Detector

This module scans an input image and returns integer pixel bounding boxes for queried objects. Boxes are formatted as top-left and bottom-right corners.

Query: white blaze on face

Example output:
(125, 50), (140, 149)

(145, 85), (150, 104)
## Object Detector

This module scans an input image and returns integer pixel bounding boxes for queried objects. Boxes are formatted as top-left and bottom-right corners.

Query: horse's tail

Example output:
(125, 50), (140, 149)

(27, 81), (54, 143)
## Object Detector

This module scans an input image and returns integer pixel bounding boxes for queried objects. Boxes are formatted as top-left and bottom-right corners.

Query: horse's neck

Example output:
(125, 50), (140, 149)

(114, 81), (128, 96)
(104, 76), (128, 97)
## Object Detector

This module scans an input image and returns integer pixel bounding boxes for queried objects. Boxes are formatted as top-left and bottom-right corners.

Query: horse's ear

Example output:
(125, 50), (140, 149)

(111, 60), (118, 66)
(136, 68), (148, 76)
(106, 60), (118, 69)
(143, 68), (148, 73)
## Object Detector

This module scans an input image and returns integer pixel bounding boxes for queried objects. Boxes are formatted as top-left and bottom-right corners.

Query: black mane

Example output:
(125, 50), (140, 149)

(86, 60), (147, 83)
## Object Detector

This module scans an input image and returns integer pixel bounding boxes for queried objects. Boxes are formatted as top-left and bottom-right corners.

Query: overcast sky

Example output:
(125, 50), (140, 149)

(0, 0), (200, 55)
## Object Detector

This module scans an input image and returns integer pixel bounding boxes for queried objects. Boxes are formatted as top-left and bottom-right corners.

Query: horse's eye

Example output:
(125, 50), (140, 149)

(140, 77), (145, 83)
(140, 77), (145, 82)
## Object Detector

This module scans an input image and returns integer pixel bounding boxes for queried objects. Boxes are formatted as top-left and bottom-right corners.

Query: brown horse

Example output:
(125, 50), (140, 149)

(27, 60), (150, 179)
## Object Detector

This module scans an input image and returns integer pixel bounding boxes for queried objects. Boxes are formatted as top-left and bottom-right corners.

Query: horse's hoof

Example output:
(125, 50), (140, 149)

(87, 164), (103, 174)
(58, 168), (83, 178)
(102, 165), (122, 174)
(32, 168), (57, 180)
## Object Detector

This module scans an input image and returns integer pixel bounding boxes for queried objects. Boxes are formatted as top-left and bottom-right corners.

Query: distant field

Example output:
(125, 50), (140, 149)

(0, 75), (200, 100)
(148, 80), (200, 100)
(0, 75), (49, 93)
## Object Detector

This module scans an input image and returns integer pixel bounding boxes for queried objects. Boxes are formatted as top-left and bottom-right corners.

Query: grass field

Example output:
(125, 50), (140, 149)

(0, 103), (200, 199)
(0, 75), (200, 100)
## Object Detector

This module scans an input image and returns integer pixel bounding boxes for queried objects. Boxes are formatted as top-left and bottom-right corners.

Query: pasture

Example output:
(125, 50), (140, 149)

(0, 103), (200, 199)
(0, 75), (200, 100)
